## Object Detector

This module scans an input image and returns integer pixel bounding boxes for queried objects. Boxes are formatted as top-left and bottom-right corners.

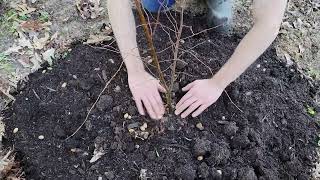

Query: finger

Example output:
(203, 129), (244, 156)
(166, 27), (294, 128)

(148, 95), (163, 119)
(181, 101), (202, 118)
(182, 82), (195, 91)
(142, 97), (157, 119)
(135, 98), (145, 115)
(175, 97), (197, 115)
(158, 84), (167, 93)
(154, 93), (165, 114)
(176, 91), (193, 108)
(192, 104), (208, 117)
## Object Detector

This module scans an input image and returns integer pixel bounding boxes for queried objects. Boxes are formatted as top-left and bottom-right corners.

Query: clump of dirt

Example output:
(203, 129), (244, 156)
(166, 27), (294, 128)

(2, 12), (320, 180)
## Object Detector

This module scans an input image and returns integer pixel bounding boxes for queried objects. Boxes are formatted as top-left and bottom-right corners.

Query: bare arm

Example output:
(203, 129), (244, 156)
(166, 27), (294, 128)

(107, 0), (166, 120)
(213, 0), (287, 87)
(175, 0), (287, 118)
(107, 0), (144, 73)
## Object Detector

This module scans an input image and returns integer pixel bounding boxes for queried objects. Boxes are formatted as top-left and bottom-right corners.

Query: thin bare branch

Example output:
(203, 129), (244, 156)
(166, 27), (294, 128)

(66, 62), (124, 140)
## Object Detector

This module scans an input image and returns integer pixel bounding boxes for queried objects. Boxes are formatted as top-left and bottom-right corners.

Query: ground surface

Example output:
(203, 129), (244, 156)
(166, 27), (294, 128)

(2, 13), (320, 179)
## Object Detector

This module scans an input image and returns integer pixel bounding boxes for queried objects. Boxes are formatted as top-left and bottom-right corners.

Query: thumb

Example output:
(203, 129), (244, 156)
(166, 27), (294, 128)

(158, 84), (167, 93)
(182, 82), (195, 91)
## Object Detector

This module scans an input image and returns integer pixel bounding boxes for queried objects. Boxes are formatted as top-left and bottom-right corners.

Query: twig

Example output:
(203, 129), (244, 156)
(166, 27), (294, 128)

(181, 24), (222, 40)
(0, 87), (15, 101)
(169, 6), (184, 94)
(65, 62), (124, 140)
(224, 90), (244, 113)
(32, 89), (40, 100)
(133, 0), (171, 107)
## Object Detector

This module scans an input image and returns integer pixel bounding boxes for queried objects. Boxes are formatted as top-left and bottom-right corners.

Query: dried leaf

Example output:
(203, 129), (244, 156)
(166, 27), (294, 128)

(89, 148), (105, 163)
(33, 32), (50, 49)
(42, 48), (55, 65)
(84, 34), (112, 44)
(4, 45), (22, 55)
(29, 53), (42, 72)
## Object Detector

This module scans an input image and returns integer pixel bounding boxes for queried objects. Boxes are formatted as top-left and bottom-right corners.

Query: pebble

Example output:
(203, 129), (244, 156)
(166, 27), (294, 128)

(141, 132), (149, 139)
(98, 177), (102, 180)
(256, 64), (261, 68)
(61, 82), (67, 88)
(13, 128), (19, 134)
(124, 113), (129, 119)
(262, 68), (266, 72)
(38, 135), (44, 140)
(114, 85), (121, 92)
(196, 123), (204, 131)
(222, 116), (226, 120)
(140, 123), (148, 131)
(128, 129), (135, 133)
(135, 144), (140, 149)
(104, 171), (115, 179)
(108, 59), (114, 64)
(42, 70), (46, 74)
(197, 156), (204, 161)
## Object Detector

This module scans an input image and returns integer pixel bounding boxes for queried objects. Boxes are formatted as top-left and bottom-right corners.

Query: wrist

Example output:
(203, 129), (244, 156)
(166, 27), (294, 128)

(210, 74), (230, 89)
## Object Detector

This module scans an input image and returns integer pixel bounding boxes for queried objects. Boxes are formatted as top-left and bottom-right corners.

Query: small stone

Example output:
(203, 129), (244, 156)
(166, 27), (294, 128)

(38, 135), (44, 140)
(96, 95), (114, 111)
(141, 132), (149, 139)
(135, 144), (140, 149)
(124, 113), (129, 119)
(256, 64), (261, 68)
(94, 68), (100, 71)
(48, 67), (53, 70)
(61, 82), (67, 88)
(262, 68), (266, 72)
(42, 70), (46, 74)
(217, 170), (222, 175)
(197, 156), (204, 161)
(128, 115), (132, 120)
(108, 59), (115, 64)
(128, 129), (135, 133)
(140, 123), (148, 131)
(98, 177), (102, 180)
(245, 91), (253, 96)
(114, 85), (121, 92)
(196, 123), (204, 131)
(180, 39), (185, 44)
(222, 116), (226, 120)
(13, 128), (19, 134)
(72, 75), (77, 79)
(104, 171), (115, 179)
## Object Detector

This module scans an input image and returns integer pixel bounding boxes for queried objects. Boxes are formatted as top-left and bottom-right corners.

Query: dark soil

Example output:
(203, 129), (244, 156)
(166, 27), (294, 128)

(2, 12), (320, 180)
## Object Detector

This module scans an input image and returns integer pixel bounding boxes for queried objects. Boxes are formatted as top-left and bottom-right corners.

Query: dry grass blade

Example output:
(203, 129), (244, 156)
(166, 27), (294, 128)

(224, 90), (243, 113)
(65, 62), (124, 140)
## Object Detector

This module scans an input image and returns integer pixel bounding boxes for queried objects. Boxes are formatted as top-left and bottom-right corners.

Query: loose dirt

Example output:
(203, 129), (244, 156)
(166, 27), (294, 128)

(2, 13), (320, 180)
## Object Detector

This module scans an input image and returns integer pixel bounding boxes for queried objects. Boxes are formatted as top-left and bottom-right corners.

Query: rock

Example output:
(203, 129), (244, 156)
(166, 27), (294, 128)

(198, 162), (210, 178)
(13, 128), (19, 134)
(174, 164), (196, 180)
(224, 122), (238, 137)
(237, 167), (257, 180)
(210, 167), (222, 180)
(54, 125), (66, 138)
(104, 171), (115, 179)
(207, 142), (230, 166)
(193, 138), (211, 157)
(196, 122), (204, 131)
(114, 85), (121, 92)
(38, 135), (44, 140)
(96, 95), (114, 111)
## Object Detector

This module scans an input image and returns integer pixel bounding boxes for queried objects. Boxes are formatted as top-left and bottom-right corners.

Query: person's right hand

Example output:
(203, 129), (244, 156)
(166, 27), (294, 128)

(128, 71), (167, 119)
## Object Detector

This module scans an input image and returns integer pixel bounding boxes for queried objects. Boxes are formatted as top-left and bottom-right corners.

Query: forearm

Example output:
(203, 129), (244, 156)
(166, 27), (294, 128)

(107, 0), (144, 74)
(213, 24), (279, 87)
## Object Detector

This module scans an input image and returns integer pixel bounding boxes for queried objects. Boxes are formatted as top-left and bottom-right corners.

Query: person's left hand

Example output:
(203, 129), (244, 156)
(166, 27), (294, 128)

(175, 78), (225, 118)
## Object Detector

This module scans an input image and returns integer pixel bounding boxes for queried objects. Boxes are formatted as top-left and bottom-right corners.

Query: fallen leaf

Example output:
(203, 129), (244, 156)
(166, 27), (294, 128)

(33, 32), (50, 49)
(84, 34), (112, 44)
(42, 48), (55, 66)
(4, 45), (22, 55)
(17, 31), (32, 48)
(89, 147), (105, 163)
(30, 53), (42, 72)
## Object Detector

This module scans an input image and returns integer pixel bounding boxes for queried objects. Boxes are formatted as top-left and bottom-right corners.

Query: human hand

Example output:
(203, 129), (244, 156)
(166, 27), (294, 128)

(175, 78), (225, 118)
(128, 71), (167, 119)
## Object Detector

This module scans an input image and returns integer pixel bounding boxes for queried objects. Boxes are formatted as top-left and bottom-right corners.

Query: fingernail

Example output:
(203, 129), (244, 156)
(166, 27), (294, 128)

(174, 111), (178, 115)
